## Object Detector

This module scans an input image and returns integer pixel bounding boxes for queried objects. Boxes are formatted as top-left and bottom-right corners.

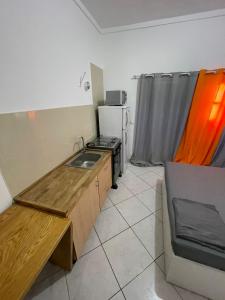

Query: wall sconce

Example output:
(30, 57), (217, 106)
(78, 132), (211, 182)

(78, 72), (90, 92)
(84, 81), (90, 91)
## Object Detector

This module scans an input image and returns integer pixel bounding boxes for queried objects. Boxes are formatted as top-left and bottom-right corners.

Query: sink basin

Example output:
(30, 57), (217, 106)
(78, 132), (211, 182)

(66, 152), (101, 169)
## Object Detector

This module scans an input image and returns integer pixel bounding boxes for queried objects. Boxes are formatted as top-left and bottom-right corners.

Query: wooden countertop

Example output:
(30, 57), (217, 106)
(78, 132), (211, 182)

(14, 150), (111, 217)
(0, 204), (72, 300)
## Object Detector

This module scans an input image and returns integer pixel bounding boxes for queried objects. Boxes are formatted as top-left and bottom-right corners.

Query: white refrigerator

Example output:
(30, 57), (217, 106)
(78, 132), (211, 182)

(98, 105), (130, 173)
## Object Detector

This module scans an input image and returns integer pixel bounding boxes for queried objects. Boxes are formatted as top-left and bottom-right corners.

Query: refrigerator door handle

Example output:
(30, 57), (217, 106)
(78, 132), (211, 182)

(126, 111), (128, 128)
(125, 131), (128, 144)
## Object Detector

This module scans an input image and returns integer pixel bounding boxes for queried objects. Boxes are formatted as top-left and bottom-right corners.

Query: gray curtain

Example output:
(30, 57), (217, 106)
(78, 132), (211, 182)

(131, 72), (198, 166)
(211, 128), (225, 167)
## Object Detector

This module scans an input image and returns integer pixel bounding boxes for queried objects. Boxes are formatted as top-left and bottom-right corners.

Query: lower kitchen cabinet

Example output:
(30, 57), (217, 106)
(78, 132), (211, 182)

(98, 156), (112, 208)
(69, 157), (112, 259)
(14, 150), (112, 261)
(69, 177), (100, 259)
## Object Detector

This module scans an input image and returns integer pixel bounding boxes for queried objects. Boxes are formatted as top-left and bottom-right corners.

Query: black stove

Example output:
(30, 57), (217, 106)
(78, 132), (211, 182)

(87, 136), (122, 189)
(87, 136), (120, 151)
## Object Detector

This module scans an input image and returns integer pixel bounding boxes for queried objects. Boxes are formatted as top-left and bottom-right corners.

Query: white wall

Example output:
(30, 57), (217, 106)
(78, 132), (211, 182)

(0, 0), (103, 113)
(0, 172), (12, 213)
(103, 15), (225, 157)
(0, 0), (104, 211)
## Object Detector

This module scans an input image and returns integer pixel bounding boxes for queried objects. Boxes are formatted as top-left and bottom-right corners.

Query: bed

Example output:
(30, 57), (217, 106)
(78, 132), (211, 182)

(163, 162), (225, 300)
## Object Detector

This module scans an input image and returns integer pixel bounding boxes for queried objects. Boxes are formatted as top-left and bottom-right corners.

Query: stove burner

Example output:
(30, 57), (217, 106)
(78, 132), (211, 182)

(87, 136), (121, 149)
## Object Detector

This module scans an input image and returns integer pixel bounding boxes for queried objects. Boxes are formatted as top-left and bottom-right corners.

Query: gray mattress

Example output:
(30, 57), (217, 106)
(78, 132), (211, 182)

(165, 162), (225, 271)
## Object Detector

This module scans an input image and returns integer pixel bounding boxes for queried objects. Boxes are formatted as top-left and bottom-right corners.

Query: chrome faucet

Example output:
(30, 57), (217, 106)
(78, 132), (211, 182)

(80, 136), (85, 152)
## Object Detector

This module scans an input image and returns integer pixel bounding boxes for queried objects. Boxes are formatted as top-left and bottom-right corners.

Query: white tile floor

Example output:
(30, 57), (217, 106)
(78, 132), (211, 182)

(25, 165), (209, 300)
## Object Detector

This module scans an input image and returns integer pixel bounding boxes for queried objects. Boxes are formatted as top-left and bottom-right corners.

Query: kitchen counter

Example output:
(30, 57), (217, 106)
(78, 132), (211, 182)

(14, 150), (111, 217)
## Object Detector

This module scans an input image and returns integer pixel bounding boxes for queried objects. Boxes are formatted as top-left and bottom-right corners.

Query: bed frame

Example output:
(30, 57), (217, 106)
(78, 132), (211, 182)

(162, 179), (225, 300)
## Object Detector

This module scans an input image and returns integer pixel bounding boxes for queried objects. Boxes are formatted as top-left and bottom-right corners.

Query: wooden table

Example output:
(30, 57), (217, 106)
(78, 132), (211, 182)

(0, 204), (73, 300)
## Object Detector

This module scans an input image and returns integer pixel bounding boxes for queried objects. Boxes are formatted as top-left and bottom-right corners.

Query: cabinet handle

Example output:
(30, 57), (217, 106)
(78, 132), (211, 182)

(95, 180), (99, 187)
(125, 132), (128, 145)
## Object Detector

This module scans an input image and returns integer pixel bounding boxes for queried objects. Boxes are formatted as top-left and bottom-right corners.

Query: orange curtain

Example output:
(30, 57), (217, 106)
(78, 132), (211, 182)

(175, 69), (225, 165)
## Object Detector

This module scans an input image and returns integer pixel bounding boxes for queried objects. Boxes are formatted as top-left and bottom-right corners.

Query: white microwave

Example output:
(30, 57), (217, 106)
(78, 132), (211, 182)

(105, 90), (127, 106)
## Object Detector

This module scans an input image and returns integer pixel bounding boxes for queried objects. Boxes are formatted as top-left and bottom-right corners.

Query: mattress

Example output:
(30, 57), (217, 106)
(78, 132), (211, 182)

(165, 162), (225, 271)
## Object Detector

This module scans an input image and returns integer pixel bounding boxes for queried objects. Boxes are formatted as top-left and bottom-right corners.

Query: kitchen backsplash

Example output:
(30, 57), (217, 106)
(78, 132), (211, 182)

(0, 105), (97, 196)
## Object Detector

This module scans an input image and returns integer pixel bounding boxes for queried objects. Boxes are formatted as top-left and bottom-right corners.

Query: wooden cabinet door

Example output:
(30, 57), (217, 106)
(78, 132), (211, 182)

(89, 176), (100, 225)
(98, 157), (112, 208)
(69, 177), (99, 259)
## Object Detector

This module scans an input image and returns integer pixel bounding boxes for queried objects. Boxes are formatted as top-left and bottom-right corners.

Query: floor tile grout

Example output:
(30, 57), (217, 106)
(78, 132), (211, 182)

(122, 190), (182, 300)
(118, 172), (151, 193)
(108, 290), (126, 300)
(81, 201), (162, 259)
(110, 177), (159, 207)
(102, 241), (155, 300)
(97, 226), (129, 245)
(109, 193), (136, 207)
(101, 188), (204, 300)
(136, 194), (160, 213)
(122, 176), (161, 197)
(120, 261), (154, 290)
(128, 164), (164, 178)
(105, 183), (163, 220)
(123, 181), (151, 196)
(113, 204), (157, 261)
(104, 167), (200, 299)
(154, 252), (165, 274)
(110, 194), (168, 292)
(98, 211), (155, 246)
(128, 165), (164, 178)
(76, 174), (165, 299)
(105, 188), (151, 213)
(81, 213), (155, 259)
(131, 226), (161, 262)
(112, 248), (181, 300)
(93, 227), (126, 299)
(80, 244), (101, 258)
(91, 212), (163, 298)
(126, 166), (164, 193)
(101, 244), (123, 293)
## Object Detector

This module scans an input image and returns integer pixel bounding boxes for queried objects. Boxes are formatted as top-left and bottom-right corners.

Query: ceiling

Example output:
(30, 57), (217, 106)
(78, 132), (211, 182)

(80, 0), (225, 29)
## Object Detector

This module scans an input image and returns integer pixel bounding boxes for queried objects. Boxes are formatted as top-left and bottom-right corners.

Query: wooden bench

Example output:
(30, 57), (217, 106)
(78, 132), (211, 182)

(0, 204), (73, 300)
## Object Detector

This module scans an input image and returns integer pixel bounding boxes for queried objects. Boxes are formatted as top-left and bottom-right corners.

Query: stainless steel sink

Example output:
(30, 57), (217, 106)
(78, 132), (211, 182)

(66, 152), (101, 169)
